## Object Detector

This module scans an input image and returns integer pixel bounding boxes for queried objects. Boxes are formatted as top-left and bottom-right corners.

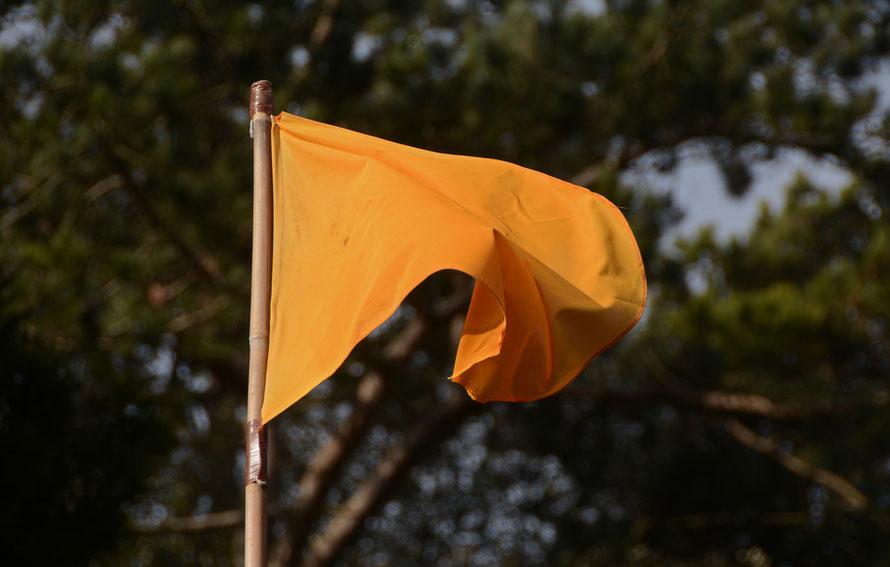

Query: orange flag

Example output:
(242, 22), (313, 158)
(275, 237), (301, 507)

(262, 112), (646, 423)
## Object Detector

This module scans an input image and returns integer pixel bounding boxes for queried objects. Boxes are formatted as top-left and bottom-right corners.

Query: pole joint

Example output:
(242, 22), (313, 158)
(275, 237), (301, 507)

(249, 333), (269, 346)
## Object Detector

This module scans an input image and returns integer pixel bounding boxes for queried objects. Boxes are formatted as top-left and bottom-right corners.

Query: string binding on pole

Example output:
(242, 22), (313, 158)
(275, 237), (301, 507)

(246, 419), (268, 486)
(250, 80), (274, 119)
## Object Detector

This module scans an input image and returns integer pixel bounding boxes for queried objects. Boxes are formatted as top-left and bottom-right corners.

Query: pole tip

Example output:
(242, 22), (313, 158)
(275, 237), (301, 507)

(249, 80), (274, 119)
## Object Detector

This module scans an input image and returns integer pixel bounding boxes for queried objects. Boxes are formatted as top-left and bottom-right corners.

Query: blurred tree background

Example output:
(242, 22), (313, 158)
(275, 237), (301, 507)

(2, 0), (889, 565)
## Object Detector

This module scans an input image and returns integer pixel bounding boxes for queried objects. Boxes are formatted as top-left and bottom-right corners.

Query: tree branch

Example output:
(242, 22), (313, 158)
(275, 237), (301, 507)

(268, 371), (388, 567)
(271, 288), (471, 566)
(310, 0), (341, 46)
(632, 509), (809, 536)
(723, 418), (868, 511)
(95, 135), (228, 290)
(144, 509), (244, 533)
(166, 295), (231, 333)
(571, 385), (797, 419)
(269, 315), (435, 567)
(299, 392), (475, 567)
(134, 503), (280, 533)
(119, 170), (228, 288)
(572, 383), (890, 420)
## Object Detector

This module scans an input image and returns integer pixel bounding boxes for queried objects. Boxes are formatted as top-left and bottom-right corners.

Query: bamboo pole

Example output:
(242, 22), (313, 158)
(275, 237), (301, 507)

(246, 79), (274, 567)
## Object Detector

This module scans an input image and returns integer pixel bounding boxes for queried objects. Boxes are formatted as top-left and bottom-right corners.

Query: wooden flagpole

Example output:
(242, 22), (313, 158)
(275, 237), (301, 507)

(246, 79), (274, 567)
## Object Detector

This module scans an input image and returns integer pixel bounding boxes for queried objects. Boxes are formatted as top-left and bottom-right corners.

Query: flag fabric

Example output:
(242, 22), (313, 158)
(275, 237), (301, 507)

(262, 112), (646, 423)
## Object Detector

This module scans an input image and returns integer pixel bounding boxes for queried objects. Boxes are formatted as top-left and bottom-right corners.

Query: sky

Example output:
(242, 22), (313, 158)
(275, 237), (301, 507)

(631, 58), (890, 248)
(631, 146), (854, 247)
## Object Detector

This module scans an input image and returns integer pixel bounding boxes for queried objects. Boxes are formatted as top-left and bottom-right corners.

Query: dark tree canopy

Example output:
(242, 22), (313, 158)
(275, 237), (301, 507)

(1, 0), (889, 565)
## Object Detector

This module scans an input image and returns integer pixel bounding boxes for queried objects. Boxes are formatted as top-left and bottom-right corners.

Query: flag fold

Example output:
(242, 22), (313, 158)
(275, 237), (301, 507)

(263, 112), (646, 423)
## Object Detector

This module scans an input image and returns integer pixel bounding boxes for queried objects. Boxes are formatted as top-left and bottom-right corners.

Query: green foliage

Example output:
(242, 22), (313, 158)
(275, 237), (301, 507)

(1, 0), (888, 565)
(0, 277), (174, 564)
